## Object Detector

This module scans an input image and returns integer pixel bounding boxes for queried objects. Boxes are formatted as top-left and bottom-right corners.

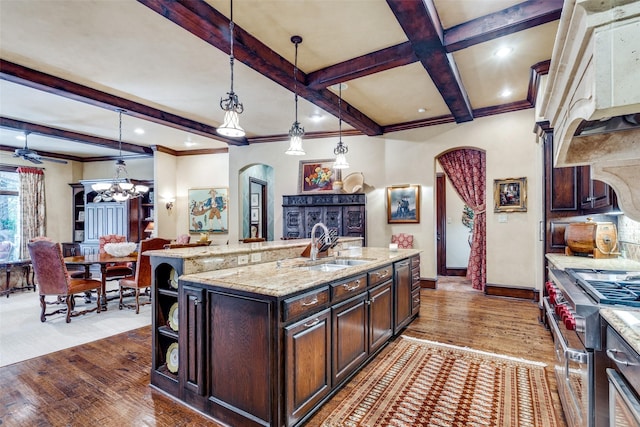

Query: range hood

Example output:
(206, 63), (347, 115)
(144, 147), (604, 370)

(542, 0), (640, 221)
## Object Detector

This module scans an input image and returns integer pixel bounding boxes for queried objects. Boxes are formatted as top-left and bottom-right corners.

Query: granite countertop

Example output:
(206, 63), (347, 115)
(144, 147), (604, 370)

(600, 307), (640, 355)
(180, 247), (420, 298)
(145, 238), (315, 258)
(546, 254), (640, 272)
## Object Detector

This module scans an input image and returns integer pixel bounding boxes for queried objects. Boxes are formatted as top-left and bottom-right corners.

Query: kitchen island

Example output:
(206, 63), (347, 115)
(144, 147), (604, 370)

(147, 242), (421, 427)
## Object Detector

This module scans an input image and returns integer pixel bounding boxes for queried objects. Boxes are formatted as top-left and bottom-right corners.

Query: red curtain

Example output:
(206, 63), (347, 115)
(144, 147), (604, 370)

(437, 149), (486, 290)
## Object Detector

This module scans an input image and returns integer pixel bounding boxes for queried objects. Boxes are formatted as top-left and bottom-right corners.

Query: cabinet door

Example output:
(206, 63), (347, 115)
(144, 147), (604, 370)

(324, 205), (342, 236)
(343, 205), (365, 238)
(283, 206), (305, 238)
(580, 166), (614, 211)
(332, 293), (368, 385)
(84, 203), (127, 242)
(394, 260), (412, 333)
(368, 280), (393, 354)
(285, 308), (331, 427)
(304, 206), (323, 238)
(181, 285), (206, 396)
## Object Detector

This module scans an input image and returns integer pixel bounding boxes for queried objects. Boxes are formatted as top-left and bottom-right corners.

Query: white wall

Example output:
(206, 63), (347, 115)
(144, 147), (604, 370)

(227, 109), (544, 290)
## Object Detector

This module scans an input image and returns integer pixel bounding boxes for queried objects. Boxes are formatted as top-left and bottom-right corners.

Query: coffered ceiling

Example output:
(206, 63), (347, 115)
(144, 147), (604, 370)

(0, 0), (561, 162)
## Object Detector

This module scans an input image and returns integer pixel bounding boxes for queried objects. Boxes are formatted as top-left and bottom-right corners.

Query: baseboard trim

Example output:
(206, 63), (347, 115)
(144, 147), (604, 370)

(420, 278), (437, 289)
(444, 268), (467, 277)
(484, 283), (540, 302)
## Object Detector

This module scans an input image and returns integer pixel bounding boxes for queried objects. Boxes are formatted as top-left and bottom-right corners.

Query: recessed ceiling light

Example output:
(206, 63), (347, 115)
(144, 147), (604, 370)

(15, 135), (25, 141)
(418, 108), (427, 113)
(184, 137), (197, 147)
(500, 88), (513, 98)
(330, 83), (348, 91)
(494, 47), (513, 58)
(134, 128), (145, 135)
(309, 113), (324, 122)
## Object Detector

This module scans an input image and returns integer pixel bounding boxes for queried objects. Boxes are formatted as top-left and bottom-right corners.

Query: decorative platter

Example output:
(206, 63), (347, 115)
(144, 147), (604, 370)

(166, 342), (179, 374)
(168, 302), (179, 331)
(169, 268), (178, 289)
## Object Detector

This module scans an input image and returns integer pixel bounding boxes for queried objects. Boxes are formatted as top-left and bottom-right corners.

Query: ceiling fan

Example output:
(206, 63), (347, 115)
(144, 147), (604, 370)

(13, 132), (68, 164)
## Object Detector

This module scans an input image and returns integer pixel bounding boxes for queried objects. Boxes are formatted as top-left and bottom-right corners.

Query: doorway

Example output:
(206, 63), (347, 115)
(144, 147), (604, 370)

(249, 178), (267, 239)
(436, 173), (470, 277)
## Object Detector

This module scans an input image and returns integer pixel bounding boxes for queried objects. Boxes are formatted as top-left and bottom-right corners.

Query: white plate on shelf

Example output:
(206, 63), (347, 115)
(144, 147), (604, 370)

(168, 302), (179, 331)
(166, 342), (179, 374)
(169, 268), (178, 289)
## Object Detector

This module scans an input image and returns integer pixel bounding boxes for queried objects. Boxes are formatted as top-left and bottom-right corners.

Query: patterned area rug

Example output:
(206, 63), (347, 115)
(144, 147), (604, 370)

(321, 336), (559, 427)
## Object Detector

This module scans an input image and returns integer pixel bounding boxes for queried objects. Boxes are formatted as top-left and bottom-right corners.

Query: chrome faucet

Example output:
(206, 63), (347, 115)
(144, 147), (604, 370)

(310, 222), (331, 261)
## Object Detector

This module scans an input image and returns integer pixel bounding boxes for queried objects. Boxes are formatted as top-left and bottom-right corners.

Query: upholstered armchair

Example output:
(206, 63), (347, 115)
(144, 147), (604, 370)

(99, 234), (134, 280)
(28, 239), (102, 323)
(119, 237), (171, 314)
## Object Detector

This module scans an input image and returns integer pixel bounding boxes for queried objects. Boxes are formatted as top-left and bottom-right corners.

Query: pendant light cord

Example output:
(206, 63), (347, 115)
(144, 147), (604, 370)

(118, 110), (123, 159)
(229, 0), (235, 94)
(294, 40), (299, 123)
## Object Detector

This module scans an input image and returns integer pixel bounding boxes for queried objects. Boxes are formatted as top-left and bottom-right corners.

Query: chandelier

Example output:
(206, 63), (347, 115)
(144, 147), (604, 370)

(217, 0), (245, 137)
(333, 83), (349, 169)
(92, 110), (149, 202)
(285, 35), (305, 155)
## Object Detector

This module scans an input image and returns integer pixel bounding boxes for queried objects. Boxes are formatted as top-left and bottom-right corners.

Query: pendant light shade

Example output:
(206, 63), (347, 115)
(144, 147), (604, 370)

(217, 0), (245, 138)
(333, 83), (349, 169)
(92, 110), (148, 201)
(285, 35), (305, 155)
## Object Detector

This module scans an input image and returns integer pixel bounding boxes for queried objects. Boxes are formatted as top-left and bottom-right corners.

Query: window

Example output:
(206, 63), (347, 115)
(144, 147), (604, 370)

(0, 168), (20, 261)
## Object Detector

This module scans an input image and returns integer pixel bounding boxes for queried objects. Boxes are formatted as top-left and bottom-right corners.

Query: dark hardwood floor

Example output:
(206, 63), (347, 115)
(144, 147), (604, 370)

(0, 277), (566, 426)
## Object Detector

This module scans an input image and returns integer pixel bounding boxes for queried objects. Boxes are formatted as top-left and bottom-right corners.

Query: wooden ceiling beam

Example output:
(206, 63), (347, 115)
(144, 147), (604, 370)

(0, 60), (247, 146)
(137, 0), (383, 136)
(306, 43), (418, 90)
(0, 117), (153, 156)
(444, 0), (563, 52)
(386, 0), (473, 123)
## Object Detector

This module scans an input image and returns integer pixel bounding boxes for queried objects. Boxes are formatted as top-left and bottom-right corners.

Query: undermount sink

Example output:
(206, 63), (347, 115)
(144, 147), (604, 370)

(330, 258), (372, 266)
(307, 263), (349, 272)
(303, 258), (372, 272)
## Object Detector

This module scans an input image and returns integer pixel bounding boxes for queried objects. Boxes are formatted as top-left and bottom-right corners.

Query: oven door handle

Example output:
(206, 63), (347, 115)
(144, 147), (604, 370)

(544, 297), (589, 364)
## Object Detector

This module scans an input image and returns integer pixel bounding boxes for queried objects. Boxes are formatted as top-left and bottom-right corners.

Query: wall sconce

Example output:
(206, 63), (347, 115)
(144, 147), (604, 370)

(165, 200), (174, 212)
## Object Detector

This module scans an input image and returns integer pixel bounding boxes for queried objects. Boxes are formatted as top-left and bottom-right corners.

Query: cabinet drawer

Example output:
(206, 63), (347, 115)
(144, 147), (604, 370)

(607, 326), (640, 395)
(331, 274), (366, 302)
(283, 287), (330, 322)
(412, 268), (420, 289)
(412, 289), (420, 313)
(368, 264), (392, 287)
(410, 256), (420, 269)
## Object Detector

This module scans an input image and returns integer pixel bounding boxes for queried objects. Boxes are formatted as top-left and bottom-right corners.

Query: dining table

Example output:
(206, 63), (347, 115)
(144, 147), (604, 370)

(0, 259), (36, 297)
(64, 253), (137, 310)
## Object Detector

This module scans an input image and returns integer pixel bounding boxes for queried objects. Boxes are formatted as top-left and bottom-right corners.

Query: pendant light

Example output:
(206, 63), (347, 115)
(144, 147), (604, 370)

(92, 110), (149, 201)
(333, 83), (349, 169)
(217, 0), (245, 137)
(285, 35), (305, 155)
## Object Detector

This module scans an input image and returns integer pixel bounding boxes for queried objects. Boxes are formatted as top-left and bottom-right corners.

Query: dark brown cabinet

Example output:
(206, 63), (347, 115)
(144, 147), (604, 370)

(285, 308), (331, 427)
(332, 293), (368, 385)
(393, 259), (412, 334)
(538, 122), (618, 255)
(150, 253), (417, 427)
(282, 194), (366, 244)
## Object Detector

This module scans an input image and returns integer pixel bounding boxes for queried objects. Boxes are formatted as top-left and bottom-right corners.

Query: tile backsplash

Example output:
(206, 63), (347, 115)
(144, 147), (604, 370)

(618, 215), (640, 262)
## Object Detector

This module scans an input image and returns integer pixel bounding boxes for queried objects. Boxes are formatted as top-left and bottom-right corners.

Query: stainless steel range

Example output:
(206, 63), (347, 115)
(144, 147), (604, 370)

(544, 268), (640, 427)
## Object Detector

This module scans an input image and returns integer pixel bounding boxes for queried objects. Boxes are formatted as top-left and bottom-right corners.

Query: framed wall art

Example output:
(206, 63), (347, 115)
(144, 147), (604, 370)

(298, 159), (335, 193)
(188, 187), (229, 233)
(493, 177), (527, 212)
(250, 193), (259, 207)
(387, 184), (420, 223)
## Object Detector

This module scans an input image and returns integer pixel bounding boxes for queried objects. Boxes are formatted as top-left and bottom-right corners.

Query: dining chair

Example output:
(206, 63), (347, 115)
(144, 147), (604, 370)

(28, 239), (102, 323)
(99, 234), (134, 281)
(119, 237), (171, 314)
(176, 234), (191, 244)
